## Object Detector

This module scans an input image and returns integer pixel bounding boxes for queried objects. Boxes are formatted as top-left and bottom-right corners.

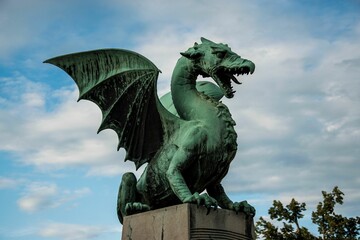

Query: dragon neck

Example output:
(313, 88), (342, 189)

(171, 57), (214, 121)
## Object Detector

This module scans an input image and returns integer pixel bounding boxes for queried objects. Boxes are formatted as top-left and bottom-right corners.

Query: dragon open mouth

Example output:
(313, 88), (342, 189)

(213, 65), (254, 98)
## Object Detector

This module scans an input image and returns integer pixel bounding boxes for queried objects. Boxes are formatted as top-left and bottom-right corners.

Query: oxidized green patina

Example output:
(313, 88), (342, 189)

(45, 38), (256, 224)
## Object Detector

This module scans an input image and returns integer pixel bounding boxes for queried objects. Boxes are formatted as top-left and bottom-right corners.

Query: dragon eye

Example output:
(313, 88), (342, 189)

(216, 52), (226, 59)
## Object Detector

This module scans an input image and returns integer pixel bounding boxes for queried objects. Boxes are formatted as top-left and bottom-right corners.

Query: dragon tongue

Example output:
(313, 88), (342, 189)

(231, 75), (241, 84)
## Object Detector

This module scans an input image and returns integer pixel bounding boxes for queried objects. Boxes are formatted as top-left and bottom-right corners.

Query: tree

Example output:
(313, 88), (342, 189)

(256, 198), (317, 240)
(312, 186), (360, 240)
(256, 187), (360, 240)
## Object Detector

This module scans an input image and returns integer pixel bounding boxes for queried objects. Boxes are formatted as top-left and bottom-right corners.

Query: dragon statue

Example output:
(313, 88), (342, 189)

(44, 37), (256, 224)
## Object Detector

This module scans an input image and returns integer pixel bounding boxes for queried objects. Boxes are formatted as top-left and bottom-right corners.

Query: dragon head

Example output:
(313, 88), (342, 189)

(181, 37), (255, 98)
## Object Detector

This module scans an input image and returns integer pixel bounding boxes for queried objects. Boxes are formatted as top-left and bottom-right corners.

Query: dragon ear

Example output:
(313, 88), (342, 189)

(180, 47), (203, 59)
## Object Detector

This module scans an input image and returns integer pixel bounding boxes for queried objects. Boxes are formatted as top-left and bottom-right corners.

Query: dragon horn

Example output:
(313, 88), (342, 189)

(200, 37), (216, 44)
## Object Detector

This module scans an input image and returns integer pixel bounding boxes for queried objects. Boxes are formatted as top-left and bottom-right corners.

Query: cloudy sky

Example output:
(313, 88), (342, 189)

(0, 0), (359, 239)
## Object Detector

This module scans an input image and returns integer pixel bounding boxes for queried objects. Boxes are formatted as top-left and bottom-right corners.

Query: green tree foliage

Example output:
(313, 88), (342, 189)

(256, 187), (360, 240)
(256, 198), (317, 240)
(312, 186), (360, 240)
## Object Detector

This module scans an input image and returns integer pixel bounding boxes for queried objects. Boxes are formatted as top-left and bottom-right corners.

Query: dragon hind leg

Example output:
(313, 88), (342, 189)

(117, 172), (150, 224)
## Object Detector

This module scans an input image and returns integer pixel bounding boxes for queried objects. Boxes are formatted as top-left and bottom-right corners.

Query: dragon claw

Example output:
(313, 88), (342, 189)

(231, 201), (256, 217)
(125, 202), (150, 216)
(184, 192), (218, 214)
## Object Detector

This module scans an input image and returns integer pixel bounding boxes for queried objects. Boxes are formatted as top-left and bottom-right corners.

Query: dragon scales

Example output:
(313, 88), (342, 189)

(45, 38), (256, 224)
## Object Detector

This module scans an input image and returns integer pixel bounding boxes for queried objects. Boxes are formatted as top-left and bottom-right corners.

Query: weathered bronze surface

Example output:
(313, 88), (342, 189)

(45, 38), (256, 224)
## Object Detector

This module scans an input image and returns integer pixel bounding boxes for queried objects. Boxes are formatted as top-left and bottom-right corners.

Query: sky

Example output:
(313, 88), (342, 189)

(0, 0), (359, 239)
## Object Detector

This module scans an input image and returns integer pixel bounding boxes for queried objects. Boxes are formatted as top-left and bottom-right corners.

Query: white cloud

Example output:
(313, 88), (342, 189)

(240, 108), (289, 132)
(17, 182), (91, 213)
(17, 183), (58, 212)
(5, 222), (120, 240)
(0, 177), (23, 189)
(86, 160), (147, 179)
(0, 74), (128, 175)
(21, 92), (45, 108)
(38, 222), (120, 240)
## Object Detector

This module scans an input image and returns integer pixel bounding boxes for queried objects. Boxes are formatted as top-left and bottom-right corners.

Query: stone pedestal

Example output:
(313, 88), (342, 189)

(122, 203), (255, 240)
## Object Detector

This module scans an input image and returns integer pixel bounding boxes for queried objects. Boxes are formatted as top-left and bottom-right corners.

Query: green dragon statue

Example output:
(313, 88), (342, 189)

(44, 37), (256, 224)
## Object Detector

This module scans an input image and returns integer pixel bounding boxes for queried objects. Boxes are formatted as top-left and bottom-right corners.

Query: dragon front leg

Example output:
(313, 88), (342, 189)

(207, 183), (256, 217)
(166, 147), (218, 211)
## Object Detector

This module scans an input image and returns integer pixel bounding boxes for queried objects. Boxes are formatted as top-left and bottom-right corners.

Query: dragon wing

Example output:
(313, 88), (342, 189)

(45, 49), (178, 169)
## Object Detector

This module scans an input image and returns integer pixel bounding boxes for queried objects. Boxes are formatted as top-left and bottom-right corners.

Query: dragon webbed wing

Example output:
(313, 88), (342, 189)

(45, 49), (174, 169)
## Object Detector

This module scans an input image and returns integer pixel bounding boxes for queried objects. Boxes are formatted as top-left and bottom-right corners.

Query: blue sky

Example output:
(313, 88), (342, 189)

(1, 0), (359, 239)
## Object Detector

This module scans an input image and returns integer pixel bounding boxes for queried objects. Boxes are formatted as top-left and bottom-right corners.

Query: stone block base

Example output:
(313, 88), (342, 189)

(122, 203), (255, 240)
